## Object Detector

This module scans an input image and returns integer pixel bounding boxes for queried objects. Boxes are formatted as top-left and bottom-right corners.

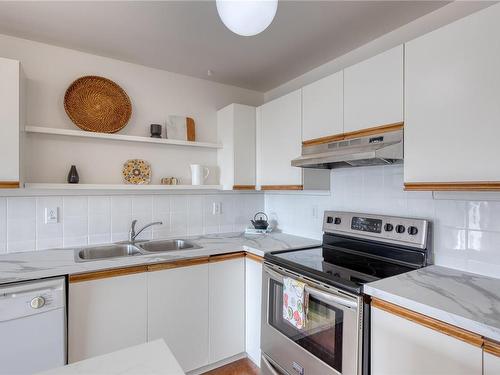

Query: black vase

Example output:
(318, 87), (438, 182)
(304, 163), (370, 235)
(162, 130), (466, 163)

(67, 165), (79, 184)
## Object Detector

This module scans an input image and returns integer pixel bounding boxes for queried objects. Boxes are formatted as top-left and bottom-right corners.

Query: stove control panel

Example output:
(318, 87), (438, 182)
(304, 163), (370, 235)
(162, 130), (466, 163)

(323, 211), (429, 249)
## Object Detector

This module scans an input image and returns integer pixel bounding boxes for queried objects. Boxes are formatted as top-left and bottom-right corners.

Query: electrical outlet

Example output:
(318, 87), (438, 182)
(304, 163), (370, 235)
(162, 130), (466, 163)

(45, 207), (59, 224)
(212, 202), (222, 215)
(312, 205), (319, 219)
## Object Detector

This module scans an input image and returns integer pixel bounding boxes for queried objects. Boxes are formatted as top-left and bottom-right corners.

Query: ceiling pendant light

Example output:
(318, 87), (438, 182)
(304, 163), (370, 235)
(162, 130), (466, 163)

(216, 0), (278, 37)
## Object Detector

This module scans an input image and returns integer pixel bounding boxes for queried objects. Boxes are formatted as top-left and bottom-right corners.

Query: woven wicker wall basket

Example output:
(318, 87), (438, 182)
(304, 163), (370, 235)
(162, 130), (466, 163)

(64, 76), (132, 133)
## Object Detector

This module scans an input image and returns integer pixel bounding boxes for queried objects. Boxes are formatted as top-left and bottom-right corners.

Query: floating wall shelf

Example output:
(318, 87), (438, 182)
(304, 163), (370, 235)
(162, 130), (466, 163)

(25, 126), (223, 149)
(24, 183), (223, 191)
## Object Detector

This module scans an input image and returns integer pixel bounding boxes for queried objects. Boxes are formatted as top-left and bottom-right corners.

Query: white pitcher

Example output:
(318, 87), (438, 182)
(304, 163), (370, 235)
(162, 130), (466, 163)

(190, 164), (209, 185)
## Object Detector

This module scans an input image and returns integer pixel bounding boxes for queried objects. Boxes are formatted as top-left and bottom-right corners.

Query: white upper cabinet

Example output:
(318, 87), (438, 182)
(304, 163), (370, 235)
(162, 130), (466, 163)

(0, 57), (23, 187)
(257, 90), (302, 188)
(302, 71), (343, 141)
(344, 45), (403, 133)
(405, 4), (500, 188)
(217, 104), (256, 190)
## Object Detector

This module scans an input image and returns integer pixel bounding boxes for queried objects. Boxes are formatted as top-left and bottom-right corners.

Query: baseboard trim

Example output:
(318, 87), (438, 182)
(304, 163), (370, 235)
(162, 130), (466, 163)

(187, 352), (247, 375)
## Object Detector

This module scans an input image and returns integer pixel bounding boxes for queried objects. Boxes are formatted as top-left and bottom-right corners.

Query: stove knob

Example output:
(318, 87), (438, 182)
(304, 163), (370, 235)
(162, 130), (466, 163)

(334, 217), (342, 225)
(395, 225), (406, 234)
(408, 226), (419, 235)
(326, 216), (334, 223)
(384, 223), (394, 232)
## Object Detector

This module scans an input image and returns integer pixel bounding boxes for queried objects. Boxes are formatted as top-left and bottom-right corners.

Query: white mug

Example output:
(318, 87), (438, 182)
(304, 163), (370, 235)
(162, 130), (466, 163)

(190, 164), (209, 185)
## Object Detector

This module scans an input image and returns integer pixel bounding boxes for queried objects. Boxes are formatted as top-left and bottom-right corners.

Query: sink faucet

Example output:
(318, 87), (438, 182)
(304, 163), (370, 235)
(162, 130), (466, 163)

(129, 220), (162, 242)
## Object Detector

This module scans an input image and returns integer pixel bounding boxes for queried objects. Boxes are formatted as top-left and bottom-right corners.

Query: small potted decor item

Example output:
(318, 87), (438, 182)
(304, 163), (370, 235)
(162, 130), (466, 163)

(150, 123), (162, 138)
(166, 116), (195, 141)
(67, 165), (79, 184)
(122, 159), (151, 184)
(161, 177), (179, 185)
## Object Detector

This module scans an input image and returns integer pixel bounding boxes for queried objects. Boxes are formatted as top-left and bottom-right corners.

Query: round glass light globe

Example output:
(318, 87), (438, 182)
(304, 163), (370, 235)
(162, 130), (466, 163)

(216, 0), (278, 37)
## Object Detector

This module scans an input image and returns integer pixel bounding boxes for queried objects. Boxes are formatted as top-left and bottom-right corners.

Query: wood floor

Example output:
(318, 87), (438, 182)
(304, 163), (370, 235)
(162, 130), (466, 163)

(203, 358), (260, 375)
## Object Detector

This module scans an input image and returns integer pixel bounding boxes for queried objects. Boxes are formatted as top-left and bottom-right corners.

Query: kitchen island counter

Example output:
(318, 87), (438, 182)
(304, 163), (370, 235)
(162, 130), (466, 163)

(37, 339), (184, 375)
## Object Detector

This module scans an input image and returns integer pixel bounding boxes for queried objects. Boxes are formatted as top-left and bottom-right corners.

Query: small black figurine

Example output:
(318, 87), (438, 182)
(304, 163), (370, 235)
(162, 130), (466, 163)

(150, 124), (162, 138)
(67, 165), (79, 184)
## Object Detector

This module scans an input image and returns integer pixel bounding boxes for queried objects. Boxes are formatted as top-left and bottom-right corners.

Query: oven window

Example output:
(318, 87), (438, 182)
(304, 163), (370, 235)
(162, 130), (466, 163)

(268, 279), (343, 372)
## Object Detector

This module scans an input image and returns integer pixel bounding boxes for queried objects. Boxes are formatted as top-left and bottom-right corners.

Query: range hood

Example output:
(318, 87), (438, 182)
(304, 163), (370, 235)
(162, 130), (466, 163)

(291, 129), (403, 169)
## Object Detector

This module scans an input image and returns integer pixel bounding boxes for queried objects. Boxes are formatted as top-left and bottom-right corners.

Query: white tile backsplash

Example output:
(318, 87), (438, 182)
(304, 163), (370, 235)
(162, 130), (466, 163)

(0, 193), (264, 253)
(265, 165), (500, 278)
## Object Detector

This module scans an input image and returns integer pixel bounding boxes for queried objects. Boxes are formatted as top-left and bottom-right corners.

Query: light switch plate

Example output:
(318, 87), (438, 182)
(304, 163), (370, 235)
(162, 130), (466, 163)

(45, 207), (59, 224)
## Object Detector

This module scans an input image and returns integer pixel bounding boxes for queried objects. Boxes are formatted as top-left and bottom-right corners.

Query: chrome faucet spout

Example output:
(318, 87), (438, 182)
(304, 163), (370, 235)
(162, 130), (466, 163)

(129, 220), (162, 242)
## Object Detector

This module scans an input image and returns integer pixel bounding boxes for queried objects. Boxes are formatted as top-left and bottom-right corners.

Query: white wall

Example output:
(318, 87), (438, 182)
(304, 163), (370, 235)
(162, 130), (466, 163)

(0, 192), (263, 253)
(0, 33), (264, 185)
(265, 165), (500, 279)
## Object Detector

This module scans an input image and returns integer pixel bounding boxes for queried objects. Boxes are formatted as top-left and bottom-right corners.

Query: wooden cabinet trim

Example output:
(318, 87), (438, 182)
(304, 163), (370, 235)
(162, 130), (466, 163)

(371, 298), (484, 347)
(260, 185), (303, 191)
(209, 252), (246, 263)
(0, 181), (20, 189)
(302, 133), (344, 147)
(484, 339), (500, 357)
(342, 122), (404, 140)
(405, 182), (500, 191)
(246, 252), (264, 263)
(301, 122), (403, 147)
(233, 185), (256, 190)
(69, 250), (261, 281)
(147, 256), (210, 272)
(69, 265), (148, 283)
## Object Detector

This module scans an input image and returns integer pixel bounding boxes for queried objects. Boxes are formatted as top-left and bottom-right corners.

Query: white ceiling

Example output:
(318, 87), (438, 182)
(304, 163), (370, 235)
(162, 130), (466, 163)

(0, 1), (449, 92)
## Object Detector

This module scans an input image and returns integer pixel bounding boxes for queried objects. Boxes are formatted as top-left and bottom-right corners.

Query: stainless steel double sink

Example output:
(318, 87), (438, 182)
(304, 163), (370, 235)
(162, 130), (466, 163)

(74, 239), (202, 262)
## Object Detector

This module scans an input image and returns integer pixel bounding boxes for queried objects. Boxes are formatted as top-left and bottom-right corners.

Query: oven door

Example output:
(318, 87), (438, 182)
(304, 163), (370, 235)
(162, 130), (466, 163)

(261, 264), (362, 375)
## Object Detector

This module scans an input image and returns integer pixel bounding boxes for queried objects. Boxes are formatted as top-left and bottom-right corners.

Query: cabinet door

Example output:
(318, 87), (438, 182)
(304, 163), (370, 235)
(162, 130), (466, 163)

(148, 264), (209, 372)
(217, 104), (256, 190)
(405, 4), (500, 186)
(302, 71), (343, 142)
(371, 306), (482, 375)
(257, 90), (302, 188)
(484, 351), (500, 375)
(209, 257), (245, 363)
(0, 57), (21, 186)
(344, 45), (403, 133)
(68, 273), (148, 363)
(245, 256), (263, 366)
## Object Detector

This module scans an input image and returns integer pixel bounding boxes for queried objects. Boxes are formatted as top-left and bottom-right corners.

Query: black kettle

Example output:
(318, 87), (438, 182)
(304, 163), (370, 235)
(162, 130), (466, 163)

(251, 212), (269, 230)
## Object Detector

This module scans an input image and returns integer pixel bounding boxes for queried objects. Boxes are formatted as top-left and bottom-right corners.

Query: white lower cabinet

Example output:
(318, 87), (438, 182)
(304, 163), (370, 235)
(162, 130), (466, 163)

(245, 257), (263, 366)
(68, 272), (148, 363)
(147, 264), (209, 372)
(371, 305), (482, 375)
(484, 350), (500, 375)
(209, 257), (246, 363)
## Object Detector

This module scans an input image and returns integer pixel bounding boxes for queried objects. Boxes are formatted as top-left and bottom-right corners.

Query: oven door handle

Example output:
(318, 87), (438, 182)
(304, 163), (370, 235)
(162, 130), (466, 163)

(265, 266), (358, 310)
(261, 355), (281, 375)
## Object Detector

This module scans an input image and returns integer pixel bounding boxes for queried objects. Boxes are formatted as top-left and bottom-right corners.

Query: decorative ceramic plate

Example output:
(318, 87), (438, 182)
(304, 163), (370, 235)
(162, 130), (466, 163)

(122, 159), (151, 185)
(64, 75), (132, 133)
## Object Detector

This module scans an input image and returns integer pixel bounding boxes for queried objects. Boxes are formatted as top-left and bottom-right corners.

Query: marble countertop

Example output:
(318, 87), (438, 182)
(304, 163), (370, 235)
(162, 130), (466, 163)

(0, 232), (320, 285)
(364, 265), (500, 341)
(37, 339), (184, 375)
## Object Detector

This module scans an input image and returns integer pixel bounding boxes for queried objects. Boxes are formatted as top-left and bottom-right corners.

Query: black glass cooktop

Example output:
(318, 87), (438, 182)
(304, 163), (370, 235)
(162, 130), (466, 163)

(265, 245), (417, 294)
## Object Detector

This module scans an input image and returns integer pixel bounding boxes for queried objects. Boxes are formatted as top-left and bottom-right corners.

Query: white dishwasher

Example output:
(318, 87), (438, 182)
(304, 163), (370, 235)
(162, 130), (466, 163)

(0, 277), (66, 374)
